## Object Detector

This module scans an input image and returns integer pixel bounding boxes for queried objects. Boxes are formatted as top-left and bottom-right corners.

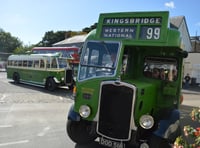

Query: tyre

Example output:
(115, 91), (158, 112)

(149, 135), (171, 148)
(13, 72), (20, 84)
(66, 120), (97, 145)
(68, 79), (75, 90)
(46, 78), (56, 91)
(68, 84), (74, 90)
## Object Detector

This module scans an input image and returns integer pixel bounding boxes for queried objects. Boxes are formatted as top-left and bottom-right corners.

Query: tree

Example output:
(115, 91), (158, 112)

(13, 44), (34, 54)
(37, 30), (88, 47)
(0, 22), (97, 54)
(38, 30), (66, 47)
(82, 23), (97, 33)
(0, 29), (22, 53)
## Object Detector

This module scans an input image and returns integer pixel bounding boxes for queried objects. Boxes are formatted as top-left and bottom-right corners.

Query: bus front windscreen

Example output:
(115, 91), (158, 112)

(78, 41), (120, 80)
(58, 58), (69, 68)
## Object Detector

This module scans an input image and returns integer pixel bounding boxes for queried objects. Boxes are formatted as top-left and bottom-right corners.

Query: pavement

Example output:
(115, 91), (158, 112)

(181, 85), (200, 107)
(181, 85), (200, 94)
(0, 69), (6, 72)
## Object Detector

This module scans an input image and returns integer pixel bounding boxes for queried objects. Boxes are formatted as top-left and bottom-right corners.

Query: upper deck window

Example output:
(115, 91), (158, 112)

(78, 41), (120, 80)
(143, 57), (178, 81)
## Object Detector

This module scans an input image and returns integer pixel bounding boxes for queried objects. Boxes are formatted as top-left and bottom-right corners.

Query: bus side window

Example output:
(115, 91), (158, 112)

(8, 60), (10, 66)
(46, 58), (50, 68)
(34, 60), (39, 68)
(8, 60), (12, 66)
(23, 61), (27, 67)
(122, 48), (130, 75)
(40, 60), (45, 68)
(18, 61), (22, 67)
(28, 61), (33, 67)
(14, 61), (18, 66)
(122, 55), (128, 74)
(51, 58), (57, 68)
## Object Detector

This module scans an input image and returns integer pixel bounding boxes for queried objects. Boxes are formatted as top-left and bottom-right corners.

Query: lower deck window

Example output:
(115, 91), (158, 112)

(143, 57), (178, 81)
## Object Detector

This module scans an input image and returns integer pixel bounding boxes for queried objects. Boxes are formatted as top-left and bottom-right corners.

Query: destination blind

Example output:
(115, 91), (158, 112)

(101, 17), (163, 40)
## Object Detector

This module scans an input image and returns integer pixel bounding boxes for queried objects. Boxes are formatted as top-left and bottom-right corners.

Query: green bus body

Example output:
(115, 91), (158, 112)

(7, 53), (74, 91)
(67, 11), (188, 148)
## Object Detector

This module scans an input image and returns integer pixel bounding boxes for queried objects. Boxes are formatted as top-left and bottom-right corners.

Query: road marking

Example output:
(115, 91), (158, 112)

(0, 125), (13, 128)
(0, 94), (6, 101)
(0, 94), (6, 103)
(37, 126), (50, 137)
(0, 140), (29, 147)
(59, 96), (63, 100)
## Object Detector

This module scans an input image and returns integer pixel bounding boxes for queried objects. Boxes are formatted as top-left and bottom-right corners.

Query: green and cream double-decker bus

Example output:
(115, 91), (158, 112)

(7, 53), (74, 91)
(66, 11), (188, 148)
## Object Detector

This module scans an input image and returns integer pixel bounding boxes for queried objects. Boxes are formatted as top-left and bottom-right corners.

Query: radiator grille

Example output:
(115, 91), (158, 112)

(97, 81), (135, 140)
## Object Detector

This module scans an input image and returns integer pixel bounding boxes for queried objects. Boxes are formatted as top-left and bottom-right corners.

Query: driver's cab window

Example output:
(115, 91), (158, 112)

(102, 50), (117, 68)
(90, 49), (99, 65)
(79, 41), (120, 81)
(143, 57), (178, 81)
(88, 49), (99, 76)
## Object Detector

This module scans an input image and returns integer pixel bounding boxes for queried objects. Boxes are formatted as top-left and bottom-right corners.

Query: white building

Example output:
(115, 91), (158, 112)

(170, 16), (192, 52)
(184, 53), (200, 84)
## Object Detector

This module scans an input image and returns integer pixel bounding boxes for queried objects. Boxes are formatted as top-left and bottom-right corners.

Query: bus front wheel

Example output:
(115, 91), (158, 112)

(149, 135), (171, 148)
(13, 73), (20, 84)
(67, 119), (97, 145)
(68, 79), (75, 90)
(46, 78), (56, 91)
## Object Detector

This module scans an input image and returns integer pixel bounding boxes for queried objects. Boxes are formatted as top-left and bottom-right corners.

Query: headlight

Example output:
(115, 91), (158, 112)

(139, 115), (154, 129)
(79, 105), (91, 118)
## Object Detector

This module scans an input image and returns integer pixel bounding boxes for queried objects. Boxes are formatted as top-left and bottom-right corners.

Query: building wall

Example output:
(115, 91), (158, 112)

(184, 53), (200, 84)
(179, 19), (192, 52)
(191, 37), (200, 52)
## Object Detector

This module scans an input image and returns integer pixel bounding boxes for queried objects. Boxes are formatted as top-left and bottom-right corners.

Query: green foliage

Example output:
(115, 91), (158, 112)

(0, 29), (22, 53)
(38, 30), (66, 47)
(82, 23), (97, 33)
(37, 30), (89, 47)
(0, 22), (97, 54)
(13, 44), (34, 54)
(174, 136), (187, 147)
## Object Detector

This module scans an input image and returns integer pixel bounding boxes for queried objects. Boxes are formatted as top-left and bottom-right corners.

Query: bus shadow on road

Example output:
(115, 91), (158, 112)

(9, 81), (73, 98)
(75, 141), (134, 148)
(75, 142), (106, 148)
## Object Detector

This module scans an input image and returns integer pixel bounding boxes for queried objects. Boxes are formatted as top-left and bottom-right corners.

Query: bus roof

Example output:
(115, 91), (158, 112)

(32, 47), (79, 51)
(8, 53), (61, 61)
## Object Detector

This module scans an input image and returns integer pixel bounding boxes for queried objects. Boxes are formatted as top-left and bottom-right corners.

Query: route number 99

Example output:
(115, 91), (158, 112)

(146, 27), (160, 40)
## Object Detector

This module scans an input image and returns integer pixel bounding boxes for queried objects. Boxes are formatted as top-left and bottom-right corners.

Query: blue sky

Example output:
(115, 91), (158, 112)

(0, 0), (199, 45)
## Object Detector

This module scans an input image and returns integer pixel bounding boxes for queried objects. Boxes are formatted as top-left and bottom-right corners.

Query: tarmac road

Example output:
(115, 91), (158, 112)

(0, 71), (200, 147)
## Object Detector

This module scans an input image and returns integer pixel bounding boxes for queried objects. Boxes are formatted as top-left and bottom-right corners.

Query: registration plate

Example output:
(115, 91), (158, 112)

(99, 137), (125, 148)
